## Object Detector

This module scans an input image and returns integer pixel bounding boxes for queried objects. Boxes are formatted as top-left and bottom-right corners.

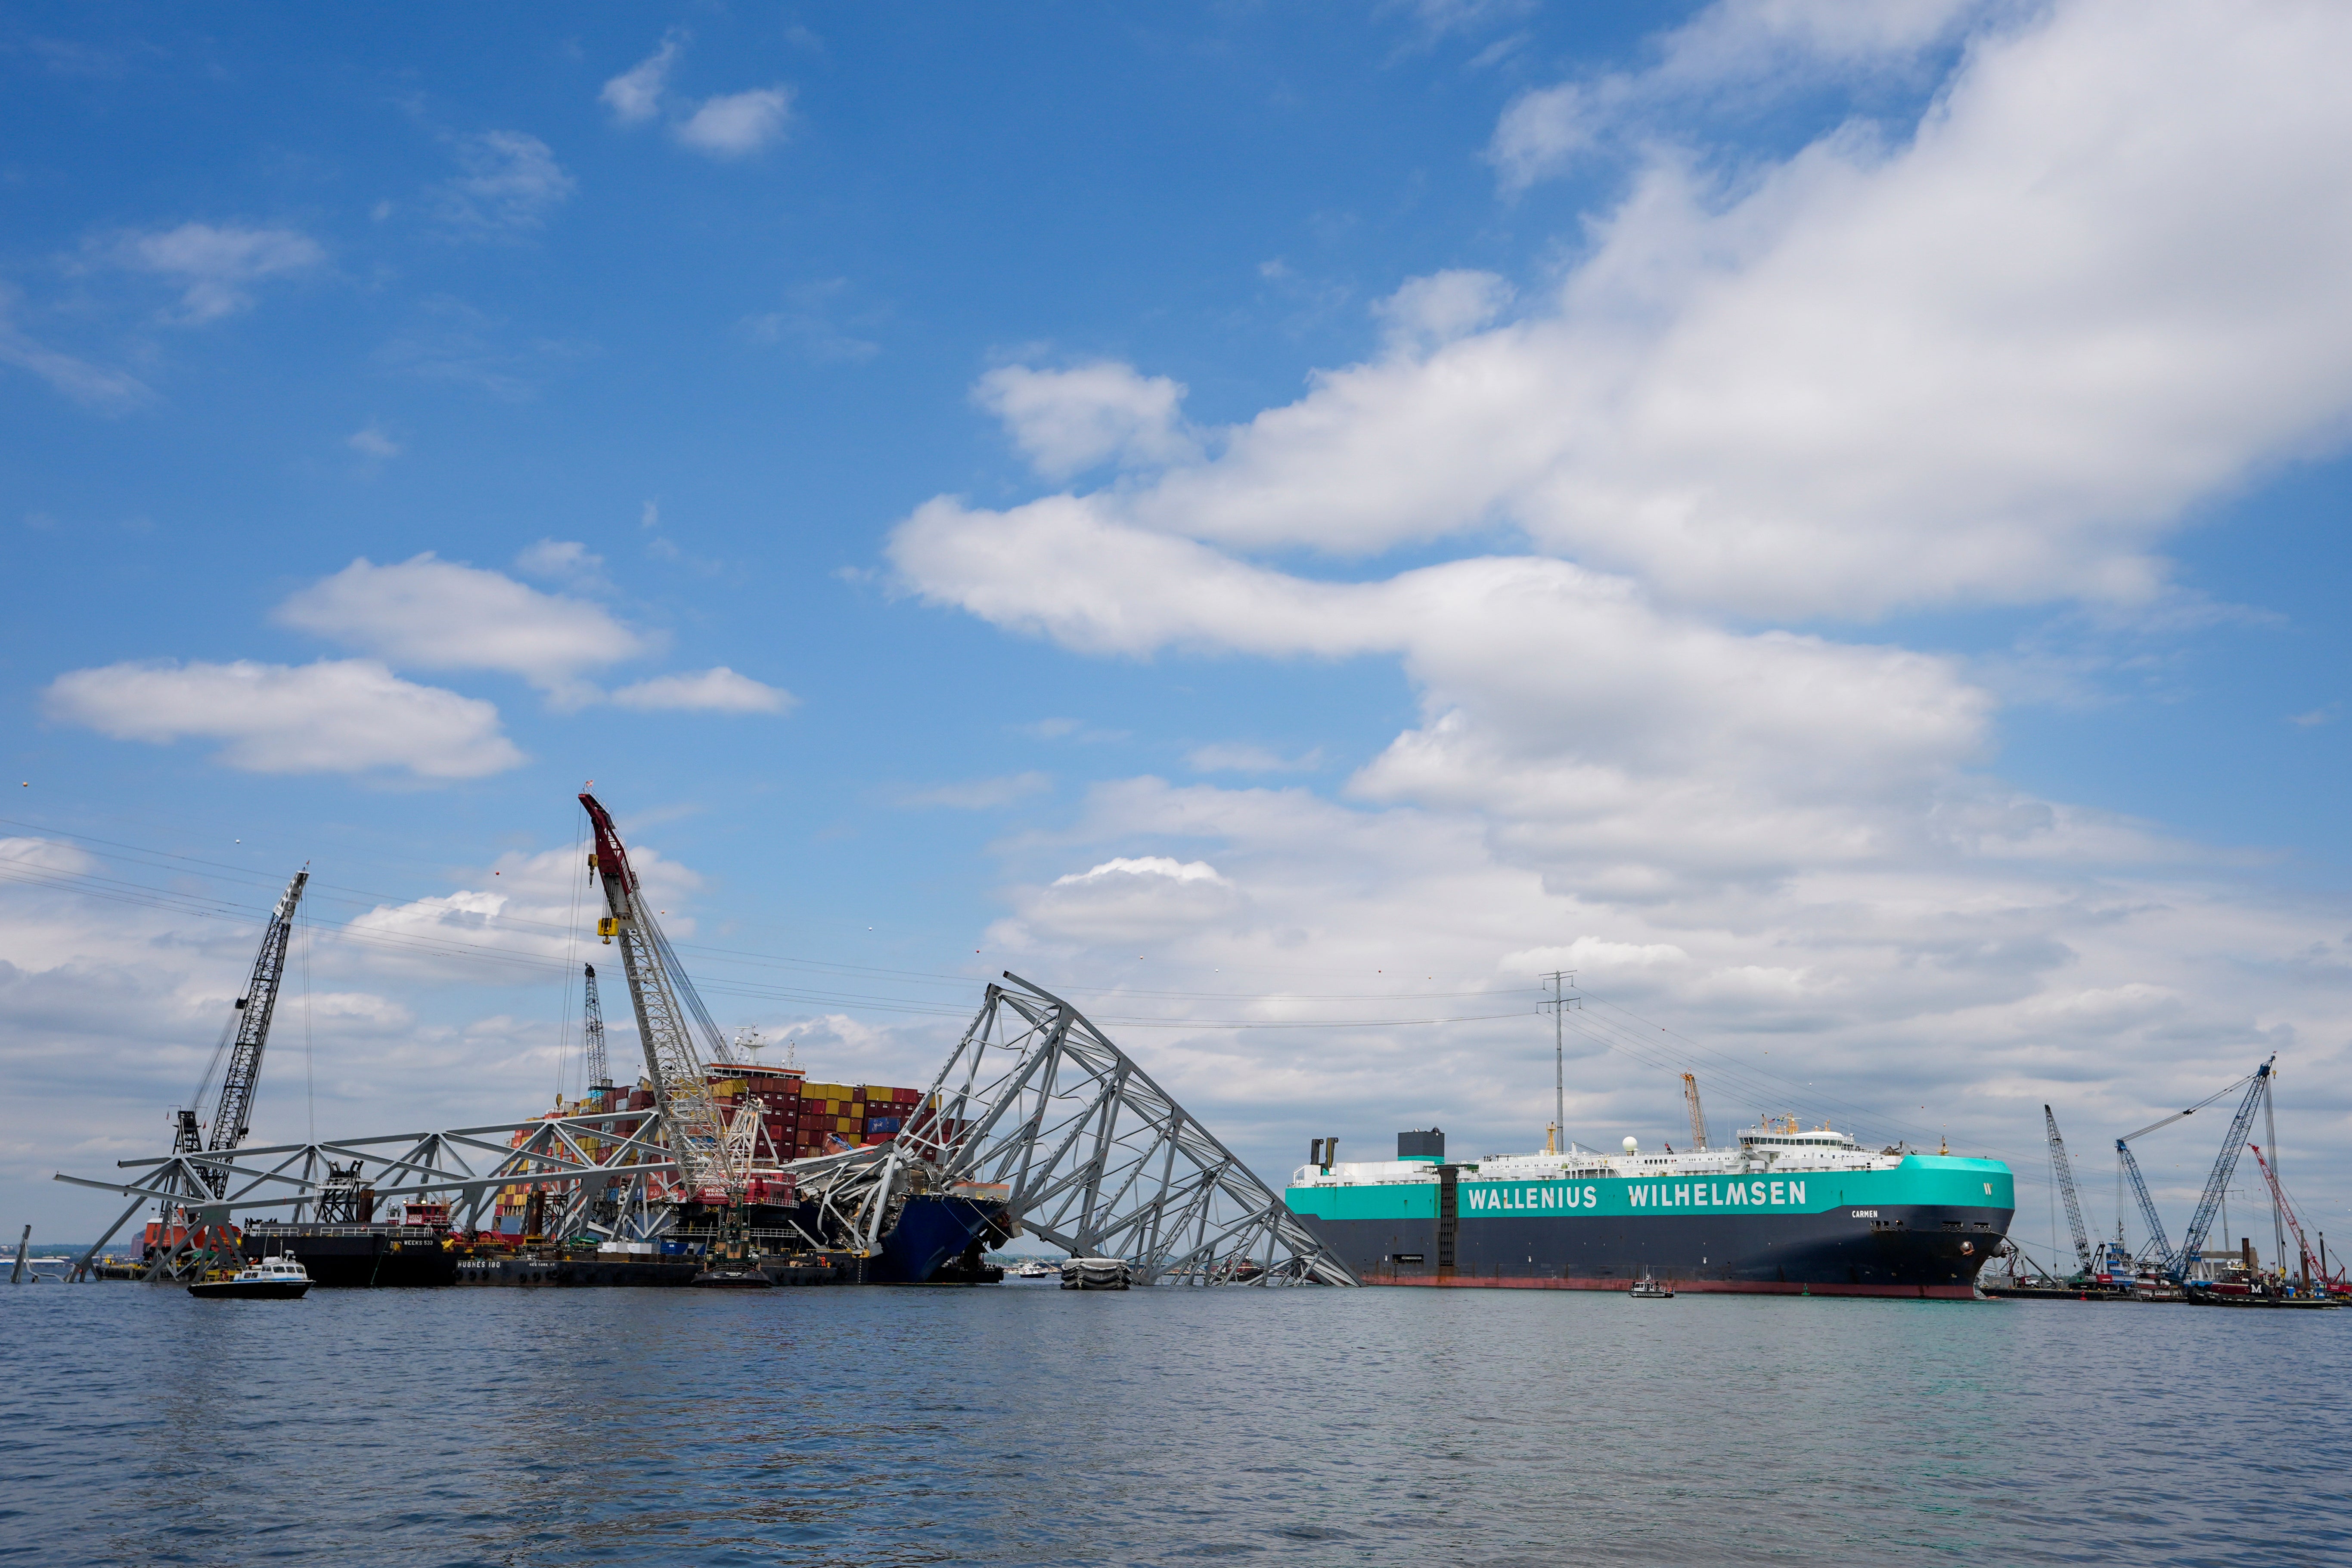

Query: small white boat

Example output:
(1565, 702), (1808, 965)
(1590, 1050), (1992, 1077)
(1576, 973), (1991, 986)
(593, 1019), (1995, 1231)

(1011, 1260), (1055, 1279)
(1629, 1271), (1673, 1299)
(188, 1255), (311, 1300)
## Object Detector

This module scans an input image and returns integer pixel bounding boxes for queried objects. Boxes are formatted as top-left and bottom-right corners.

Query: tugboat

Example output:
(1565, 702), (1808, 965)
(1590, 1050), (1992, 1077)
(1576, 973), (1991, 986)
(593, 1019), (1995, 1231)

(188, 1255), (311, 1300)
(1629, 1270), (1674, 1299)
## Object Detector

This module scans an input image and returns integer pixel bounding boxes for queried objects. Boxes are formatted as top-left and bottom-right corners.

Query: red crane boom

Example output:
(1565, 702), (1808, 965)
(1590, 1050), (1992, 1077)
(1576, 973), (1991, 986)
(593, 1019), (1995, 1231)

(2247, 1143), (2327, 1289)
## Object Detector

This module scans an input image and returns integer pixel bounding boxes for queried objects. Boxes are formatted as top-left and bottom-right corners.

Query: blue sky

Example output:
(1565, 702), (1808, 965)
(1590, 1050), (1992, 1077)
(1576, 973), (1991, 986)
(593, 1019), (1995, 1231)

(7, 2), (2352, 1258)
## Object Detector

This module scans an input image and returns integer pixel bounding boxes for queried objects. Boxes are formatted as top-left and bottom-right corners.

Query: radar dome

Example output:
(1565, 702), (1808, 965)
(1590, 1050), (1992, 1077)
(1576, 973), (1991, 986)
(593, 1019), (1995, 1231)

(1622, 1136), (1638, 1153)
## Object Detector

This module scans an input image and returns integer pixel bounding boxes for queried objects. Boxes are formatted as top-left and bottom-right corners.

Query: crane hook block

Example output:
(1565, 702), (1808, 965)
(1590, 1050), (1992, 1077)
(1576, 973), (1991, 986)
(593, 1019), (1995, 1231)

(597, 916), (617, 943)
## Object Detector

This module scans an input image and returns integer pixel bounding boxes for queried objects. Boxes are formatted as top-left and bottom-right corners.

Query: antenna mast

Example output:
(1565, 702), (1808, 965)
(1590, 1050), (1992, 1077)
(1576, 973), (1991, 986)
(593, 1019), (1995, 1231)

(1540, 971), (1576, 1155)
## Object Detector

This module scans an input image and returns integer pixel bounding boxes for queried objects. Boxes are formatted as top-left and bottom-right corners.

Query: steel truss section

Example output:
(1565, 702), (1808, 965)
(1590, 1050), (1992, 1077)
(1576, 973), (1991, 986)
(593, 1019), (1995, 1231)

(891, 972), (1358, 1286)
(57, 974), (1359, 1287)
(54, 1108), (691, 1280)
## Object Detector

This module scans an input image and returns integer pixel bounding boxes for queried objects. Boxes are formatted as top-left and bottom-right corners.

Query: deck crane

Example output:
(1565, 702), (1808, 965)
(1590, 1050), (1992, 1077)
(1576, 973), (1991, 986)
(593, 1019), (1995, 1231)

(1681, 1073), (1708, 1150)
(2247, 1143), (2321, 1288)
(580, 963), (610, 1090)
(2043, 1105), (2094, 1275)
(578, 794), (751, 1253)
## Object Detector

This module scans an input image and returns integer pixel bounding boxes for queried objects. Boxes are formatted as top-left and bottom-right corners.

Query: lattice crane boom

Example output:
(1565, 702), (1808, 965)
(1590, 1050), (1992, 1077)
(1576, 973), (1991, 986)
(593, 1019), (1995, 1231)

(2115, 1139), (2170, 1265)
(1681, 1072), (1708, 1150)
(184, 869), (308, 1196)
(578, 793), (742, 1205)
(2044, 1104), (2093, 1273)
(581, 963), (609, 1088)
(2173, 1057), (2273, 1282)
(2247, 1143), (2319, 1284)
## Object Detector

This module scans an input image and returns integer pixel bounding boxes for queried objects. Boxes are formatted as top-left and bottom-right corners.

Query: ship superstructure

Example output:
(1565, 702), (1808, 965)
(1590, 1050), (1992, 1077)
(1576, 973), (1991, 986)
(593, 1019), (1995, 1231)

(1286, 1116), (2013, 1297)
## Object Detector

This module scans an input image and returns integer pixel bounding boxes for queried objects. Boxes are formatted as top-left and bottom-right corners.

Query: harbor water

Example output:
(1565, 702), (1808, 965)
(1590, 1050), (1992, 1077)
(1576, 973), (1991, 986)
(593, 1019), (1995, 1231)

(6, 1281), (2346, 1565)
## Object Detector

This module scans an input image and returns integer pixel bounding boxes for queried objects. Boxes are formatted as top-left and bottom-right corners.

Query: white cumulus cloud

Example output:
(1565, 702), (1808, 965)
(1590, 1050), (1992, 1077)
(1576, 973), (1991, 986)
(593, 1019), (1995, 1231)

(1054, 857), (1229, 887)
(273, 553), (650, 697)
(1373, 270), (1514, 355)
(974, 361), (1198, 481)
(674, 87), (794, 157)
(512, 538), (607, 589)
(434, 132), (574, 235)
(347, 422), (400, 459)
(610, 666), (795, 714)
(43, 658), (524, 778)
(1489, 0), (1980, 192)
(912, 4), (2352, 623)
(111, 222), (324, 324)
(602, 32), (685, 124)
(0, 282), (147, 408)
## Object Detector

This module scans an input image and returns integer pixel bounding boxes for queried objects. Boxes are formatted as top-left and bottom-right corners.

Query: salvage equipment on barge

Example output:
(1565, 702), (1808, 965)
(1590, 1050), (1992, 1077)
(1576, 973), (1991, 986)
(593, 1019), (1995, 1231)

(1286, 1122), (2012, 1297)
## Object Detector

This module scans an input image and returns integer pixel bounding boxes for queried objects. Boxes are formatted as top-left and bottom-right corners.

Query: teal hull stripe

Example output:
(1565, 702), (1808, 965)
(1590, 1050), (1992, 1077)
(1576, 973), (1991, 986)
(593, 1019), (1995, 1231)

(1287, 1156), (2012, 1223)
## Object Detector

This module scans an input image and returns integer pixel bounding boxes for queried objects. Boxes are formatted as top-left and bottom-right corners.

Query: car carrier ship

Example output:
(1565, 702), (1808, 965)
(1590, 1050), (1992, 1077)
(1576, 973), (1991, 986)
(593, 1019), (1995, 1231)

(1285, 1120), (2013, 1297)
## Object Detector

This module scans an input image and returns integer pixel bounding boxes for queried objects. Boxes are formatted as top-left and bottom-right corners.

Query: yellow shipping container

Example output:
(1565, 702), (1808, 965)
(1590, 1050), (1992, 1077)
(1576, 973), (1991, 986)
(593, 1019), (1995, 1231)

(801, 1082), (853, 1100)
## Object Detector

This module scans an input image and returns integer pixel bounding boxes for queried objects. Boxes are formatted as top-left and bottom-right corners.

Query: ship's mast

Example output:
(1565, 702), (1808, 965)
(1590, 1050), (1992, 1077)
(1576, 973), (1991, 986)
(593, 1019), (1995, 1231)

(1541, 971), (1575, 1155)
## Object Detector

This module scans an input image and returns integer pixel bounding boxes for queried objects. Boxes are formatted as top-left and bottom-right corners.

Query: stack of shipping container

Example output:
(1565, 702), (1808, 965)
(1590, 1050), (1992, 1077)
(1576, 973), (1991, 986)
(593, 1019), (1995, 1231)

(705, 1071), (933, 1160)
(488, 1065), (940, 1232)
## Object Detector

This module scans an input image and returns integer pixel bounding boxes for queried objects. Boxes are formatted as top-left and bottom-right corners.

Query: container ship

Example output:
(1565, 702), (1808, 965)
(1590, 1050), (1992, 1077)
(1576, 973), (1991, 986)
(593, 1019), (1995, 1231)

(206, 1062), (993, 1287)
(1285, 1122), (2013, 1297)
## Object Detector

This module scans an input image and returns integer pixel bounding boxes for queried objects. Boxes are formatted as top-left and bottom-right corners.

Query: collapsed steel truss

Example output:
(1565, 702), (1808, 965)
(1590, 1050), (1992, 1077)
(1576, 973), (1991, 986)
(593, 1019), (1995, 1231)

(58, 973), (1357, 1289)
(56, 1108), (691, 1280)
(891, 973), (1356, 1285)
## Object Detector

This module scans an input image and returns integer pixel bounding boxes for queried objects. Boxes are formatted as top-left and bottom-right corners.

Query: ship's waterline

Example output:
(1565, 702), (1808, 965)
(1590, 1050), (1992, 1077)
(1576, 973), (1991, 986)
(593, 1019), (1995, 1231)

(1285, 1120), (2014, 1297)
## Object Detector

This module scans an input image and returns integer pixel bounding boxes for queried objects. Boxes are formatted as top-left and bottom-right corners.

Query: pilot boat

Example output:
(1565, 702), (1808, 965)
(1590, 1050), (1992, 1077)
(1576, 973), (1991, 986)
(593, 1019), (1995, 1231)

(1629, 1271), (1674, 1299)
(187, 1255), (311, 1300)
